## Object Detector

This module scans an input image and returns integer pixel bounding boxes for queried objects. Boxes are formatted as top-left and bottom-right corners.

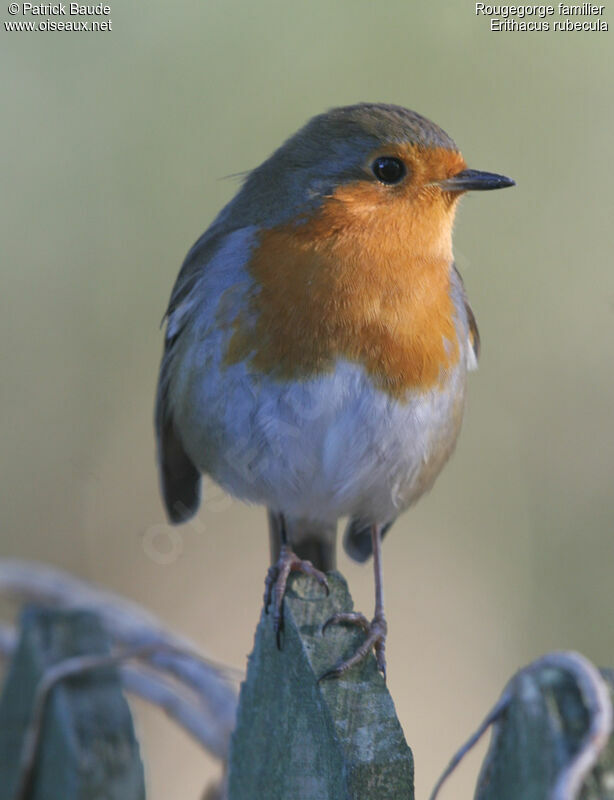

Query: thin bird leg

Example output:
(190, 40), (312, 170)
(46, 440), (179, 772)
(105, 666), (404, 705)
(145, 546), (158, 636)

(264, 515), (329, 649)
(320, 523), (387, 680)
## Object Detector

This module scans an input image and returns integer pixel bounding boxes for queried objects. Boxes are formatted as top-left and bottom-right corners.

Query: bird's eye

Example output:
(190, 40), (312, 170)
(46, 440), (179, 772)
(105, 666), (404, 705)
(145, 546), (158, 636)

(372, 156), (406, 185)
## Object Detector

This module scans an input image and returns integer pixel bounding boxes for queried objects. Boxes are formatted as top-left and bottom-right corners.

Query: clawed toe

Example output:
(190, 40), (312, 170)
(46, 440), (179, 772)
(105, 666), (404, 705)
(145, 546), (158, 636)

(263, 546), (329, 648)
(319, 613), (387, 681)
(322, 611), (370, 636)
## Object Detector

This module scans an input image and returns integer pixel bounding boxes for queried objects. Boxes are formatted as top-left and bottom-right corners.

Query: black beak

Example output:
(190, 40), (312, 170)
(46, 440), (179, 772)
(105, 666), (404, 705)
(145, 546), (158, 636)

(437, 169), (515, 193)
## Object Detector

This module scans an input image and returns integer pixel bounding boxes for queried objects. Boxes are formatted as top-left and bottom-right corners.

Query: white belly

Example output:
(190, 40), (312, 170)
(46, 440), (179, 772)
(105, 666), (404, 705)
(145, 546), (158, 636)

(174, 355), (467, 525)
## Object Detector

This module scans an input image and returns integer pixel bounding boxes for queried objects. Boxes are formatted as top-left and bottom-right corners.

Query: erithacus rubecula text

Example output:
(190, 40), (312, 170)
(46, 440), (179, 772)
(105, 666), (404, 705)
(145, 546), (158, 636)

(155, 103), (514, 678)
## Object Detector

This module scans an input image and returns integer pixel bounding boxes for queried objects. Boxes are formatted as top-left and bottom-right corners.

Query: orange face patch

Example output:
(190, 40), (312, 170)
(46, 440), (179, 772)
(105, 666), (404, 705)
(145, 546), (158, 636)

(224, 145), (466, 398)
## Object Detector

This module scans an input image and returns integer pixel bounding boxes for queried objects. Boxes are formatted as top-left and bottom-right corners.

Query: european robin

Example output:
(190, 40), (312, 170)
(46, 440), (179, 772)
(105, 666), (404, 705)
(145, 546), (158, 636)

(155, 103), (514, 678)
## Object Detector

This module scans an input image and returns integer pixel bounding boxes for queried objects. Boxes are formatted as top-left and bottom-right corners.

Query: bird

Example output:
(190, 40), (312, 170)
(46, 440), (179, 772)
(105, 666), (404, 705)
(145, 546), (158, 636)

(155, 103), (514, 679)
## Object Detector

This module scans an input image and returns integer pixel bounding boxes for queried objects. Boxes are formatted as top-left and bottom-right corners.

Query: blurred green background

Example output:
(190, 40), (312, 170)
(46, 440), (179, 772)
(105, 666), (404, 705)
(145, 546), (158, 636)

(2, 1), (613, 797)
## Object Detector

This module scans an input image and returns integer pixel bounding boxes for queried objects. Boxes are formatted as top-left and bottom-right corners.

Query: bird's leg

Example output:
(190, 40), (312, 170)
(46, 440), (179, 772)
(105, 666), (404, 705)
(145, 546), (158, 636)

(264, 514), (329, 648)
(320, 523), (387, 680)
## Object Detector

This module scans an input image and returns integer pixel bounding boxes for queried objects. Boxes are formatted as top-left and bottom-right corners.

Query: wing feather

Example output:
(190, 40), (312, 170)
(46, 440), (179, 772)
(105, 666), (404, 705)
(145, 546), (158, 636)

(154, 230), (225, 522)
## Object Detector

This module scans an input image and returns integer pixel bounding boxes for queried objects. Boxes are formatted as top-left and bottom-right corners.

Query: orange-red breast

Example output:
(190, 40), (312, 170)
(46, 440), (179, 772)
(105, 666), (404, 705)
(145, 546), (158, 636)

(155, 103), (514, 678)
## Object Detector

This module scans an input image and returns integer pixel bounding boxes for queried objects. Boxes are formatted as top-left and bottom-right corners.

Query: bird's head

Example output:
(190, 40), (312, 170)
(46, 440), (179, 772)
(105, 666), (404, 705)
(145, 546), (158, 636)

(229, 103), (514, 262)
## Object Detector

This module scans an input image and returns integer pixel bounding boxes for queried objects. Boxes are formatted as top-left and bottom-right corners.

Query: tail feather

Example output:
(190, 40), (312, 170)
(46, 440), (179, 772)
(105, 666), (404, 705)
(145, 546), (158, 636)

(158, 418), (201, 523)
(343, 518), (395, 562)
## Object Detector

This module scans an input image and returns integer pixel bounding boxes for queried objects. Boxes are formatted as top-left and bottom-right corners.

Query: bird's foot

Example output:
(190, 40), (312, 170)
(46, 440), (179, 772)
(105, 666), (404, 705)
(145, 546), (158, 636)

(320, 611), (387, 680)
(264, 545), (329, 648)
